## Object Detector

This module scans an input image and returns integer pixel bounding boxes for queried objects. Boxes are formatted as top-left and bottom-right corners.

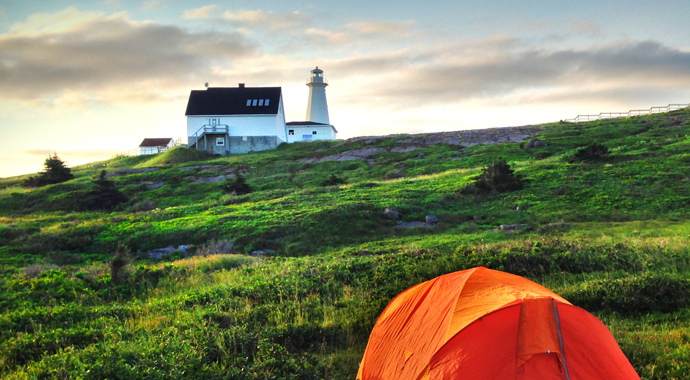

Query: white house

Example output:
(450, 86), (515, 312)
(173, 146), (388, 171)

(139, 138), (174, 155)
(185, 85), (287, 154)
(184, 67), (337, 155)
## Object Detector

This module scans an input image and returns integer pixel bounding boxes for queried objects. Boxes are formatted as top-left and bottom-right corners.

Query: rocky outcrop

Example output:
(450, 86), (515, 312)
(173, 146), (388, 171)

(105, 168), (160, 178)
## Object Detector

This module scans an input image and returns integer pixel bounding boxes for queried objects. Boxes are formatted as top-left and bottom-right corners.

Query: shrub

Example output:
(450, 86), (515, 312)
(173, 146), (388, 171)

(109, 247), (132, 284)
(569, 143), (611, 162)
(221, 171), (252, 195)
(383, 169), (406, 180)
(22, 153), (74, 188)
(465, 157), (523, 193)
(321, 174), (345, 186)
(82, 171), (127, 211)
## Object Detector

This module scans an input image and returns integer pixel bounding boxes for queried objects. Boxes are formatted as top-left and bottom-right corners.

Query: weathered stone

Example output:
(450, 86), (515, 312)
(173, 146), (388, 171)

(383, 207), (400, 220)
(195, 175), (232, 183)
(146, 182), (165, 190)
(106, 168), (160, 178)
(417, 153), (426, 159)
(251, 250), (267, 257)
(178, 165), (214, 170)
(146, 245), (175, 260)
(500, 224), (528, 231)
(526, 139), (548, 149)
(391, 146), (421, 153)
(425, 215), (439, 224)
(473, 214), (484, 222)
(395, 221), (431, 228)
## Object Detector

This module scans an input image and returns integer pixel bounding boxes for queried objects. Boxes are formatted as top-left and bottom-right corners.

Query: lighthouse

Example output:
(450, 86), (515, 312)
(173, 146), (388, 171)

(306, 66), (330, 124)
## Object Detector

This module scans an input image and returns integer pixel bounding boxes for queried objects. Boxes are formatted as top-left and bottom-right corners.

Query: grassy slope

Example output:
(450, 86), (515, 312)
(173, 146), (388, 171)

(0, 110), (689, 378)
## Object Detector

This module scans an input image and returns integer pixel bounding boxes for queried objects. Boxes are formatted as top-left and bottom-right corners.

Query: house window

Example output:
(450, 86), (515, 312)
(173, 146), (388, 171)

(216, 137), (225, 146)
(312, 131), (317, 135)
(289, 130), (294, 135)
(246, 99), (251, 106)
(265, 99), (270, 106)
(258, 99), (264, 106)
(252, 99), (258, 106)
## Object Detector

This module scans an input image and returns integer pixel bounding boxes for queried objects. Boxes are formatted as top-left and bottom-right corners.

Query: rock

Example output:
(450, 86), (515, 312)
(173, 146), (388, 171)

(383, 207), (400, 220)
(396, 221), (431, 228)
(146, 245), (175, 259)
(265, 249), (275, 254)
(356, 250), (373, 256)
(178, 245), (191, 254)
(297, 148), (386, 163)
(526, 139), (548, 149)
(500, 224), (528, 231)
(418, 153), (426, 159)
(425, 215), (439, 224)
(390, 146), (421, 153)
(146, 182), (165, 190)
(178, 165), (214, 170)
(472, 214), (484, 222)
(105, 168), (160, 178)
(195, 175), (232, 183)
(251, 250), (267, 257)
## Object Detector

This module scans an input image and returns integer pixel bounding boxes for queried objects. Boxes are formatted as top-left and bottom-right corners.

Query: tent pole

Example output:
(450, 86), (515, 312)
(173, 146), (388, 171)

(553, 299), (572, 380)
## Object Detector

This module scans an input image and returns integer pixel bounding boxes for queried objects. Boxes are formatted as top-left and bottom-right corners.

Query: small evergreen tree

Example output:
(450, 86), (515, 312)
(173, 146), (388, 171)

(23, 153), (74, 187)
(83, 170), (127, 211)
(467, 157), (523, 194)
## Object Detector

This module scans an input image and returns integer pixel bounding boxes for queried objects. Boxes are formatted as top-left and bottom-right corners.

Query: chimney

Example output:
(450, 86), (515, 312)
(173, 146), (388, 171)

(238, 83), (245, 88)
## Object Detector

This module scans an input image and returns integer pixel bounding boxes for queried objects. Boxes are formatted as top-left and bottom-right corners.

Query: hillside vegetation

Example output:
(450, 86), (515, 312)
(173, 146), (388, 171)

(1, 110), (690, 379)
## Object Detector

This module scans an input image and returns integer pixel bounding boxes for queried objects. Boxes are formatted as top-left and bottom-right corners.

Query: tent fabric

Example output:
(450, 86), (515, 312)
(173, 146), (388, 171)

(357, 267), (640, 380)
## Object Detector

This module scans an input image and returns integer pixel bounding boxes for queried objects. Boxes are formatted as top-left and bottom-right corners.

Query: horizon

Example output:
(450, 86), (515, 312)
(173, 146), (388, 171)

(1, 0), (689, 177)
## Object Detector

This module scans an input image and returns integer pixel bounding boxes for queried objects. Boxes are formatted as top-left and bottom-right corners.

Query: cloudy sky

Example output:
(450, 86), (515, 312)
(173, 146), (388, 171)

(1, 0), (689, 177)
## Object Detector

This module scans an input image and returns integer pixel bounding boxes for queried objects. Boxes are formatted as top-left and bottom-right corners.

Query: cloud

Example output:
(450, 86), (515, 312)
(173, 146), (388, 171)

(570, 20), (602, 36)
(0, 5), (7, 19)
(222, 10), (308, 30)
(342, 40), (690, 107)
(345, 20), (415, 37)
(0, 8), (256, 102)
(182, 5), (218, 19)
(305, 28), (349, 43)
(141, 0), (167, 12)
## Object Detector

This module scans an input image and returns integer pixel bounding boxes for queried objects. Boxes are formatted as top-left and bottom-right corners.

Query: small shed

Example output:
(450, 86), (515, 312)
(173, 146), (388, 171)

(139, 138), (174, 155)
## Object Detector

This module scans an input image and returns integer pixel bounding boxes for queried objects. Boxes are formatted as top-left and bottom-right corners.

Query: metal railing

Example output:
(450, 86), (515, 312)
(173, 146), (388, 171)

(190, 125), (229, 151)
(564, 103), (689, 123)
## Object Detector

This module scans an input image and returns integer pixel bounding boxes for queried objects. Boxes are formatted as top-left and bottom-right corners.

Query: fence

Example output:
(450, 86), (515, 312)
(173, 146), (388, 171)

(564, 103), (689, 123)
(115, 137), (184, 158)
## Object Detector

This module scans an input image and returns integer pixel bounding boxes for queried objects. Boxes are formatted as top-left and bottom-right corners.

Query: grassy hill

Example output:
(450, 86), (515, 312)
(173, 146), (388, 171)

(1, 110), (690, 379)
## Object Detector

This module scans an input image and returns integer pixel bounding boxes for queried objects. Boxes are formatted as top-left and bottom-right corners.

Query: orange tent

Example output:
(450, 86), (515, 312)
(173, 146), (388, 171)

(357, 267), (640, 380)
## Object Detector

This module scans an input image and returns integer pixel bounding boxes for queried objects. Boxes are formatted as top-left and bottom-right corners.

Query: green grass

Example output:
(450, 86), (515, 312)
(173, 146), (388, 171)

(1, 109), (689, 378)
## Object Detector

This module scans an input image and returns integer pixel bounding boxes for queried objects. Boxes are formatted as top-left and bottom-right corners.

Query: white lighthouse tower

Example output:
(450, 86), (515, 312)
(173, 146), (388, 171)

(284, 66), (338, 142)
(306, 66), (330, 124)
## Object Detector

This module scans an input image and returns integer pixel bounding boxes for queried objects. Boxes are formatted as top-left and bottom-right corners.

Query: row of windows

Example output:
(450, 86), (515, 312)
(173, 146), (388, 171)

(246, 99), (270, 106)
(288, 130), (318, 135)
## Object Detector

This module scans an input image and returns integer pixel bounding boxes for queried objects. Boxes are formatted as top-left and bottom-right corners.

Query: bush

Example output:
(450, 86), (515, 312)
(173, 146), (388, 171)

(109, 247), (132, 284)
(464, 157), (523, 193)
(221, 172), (252, 195)
(321, 174), (345, 186)
(82, 171), (127, 211)
(569, 143), (611, 162)
(22, 153), (74, 188)
(383, 169), (406, 180)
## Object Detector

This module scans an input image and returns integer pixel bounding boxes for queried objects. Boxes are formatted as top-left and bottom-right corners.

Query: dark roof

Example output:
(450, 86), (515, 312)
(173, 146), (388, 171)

(286, 121), (330, 126)
(185, 87), (281, 116)
(139, 138), (173, 147)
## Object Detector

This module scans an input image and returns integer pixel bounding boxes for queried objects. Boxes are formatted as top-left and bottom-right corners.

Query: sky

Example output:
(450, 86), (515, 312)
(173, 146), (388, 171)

(1, 0), (689, 177)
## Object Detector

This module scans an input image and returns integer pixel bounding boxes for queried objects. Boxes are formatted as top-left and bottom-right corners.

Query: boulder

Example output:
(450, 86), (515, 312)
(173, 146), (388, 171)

(500, 224), (528, 231)
(383, 207), (400, 220)
(146, 245), (175, 260)
(418, 153), (426, 159)
(146, 182), (165, 190)
(425, 215), (439, 224)
(526, 139), (548, 149)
